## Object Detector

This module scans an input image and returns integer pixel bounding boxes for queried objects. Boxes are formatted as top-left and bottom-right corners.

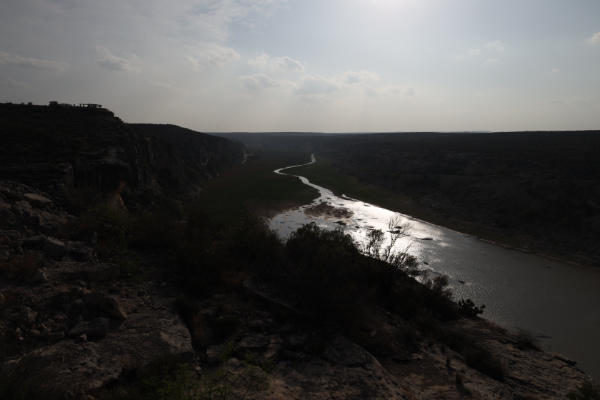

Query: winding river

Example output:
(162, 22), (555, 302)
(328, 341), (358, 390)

(269, 155), (600, 380)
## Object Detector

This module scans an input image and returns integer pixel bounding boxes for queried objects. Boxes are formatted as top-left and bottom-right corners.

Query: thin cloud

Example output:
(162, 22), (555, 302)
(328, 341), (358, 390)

(458, 40), (506, 60)
(2, 78), (29, 88)
(296, 75), (339, 95)
(586, 32), (600, 44)
(239, 74), (279, 90)
(152, 81), (184, 92)
(247, 53), (270, 68)
(368, 85), (418, 97)
(0, 51), (67, 71)
(188, 45), (240, 70)
(549, 97), (594, 108)
(337, 70), (379, 85)
(248, 53), (305, 73)
(96, 46), (136, 72)
(274, 56), (305, 73)
(485, 40), (506, 53)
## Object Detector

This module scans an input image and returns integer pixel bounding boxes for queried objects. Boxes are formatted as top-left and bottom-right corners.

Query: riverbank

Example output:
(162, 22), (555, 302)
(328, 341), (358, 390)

(285, 155), (595, 269)
(195, 150), (319, 224)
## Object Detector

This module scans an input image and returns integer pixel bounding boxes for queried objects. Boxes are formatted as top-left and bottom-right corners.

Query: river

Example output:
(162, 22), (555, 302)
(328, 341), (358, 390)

(269, 155), (600, 380)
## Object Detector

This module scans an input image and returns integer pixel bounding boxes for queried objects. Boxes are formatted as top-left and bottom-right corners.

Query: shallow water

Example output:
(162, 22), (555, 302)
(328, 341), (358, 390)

(269, 155), (600, 380)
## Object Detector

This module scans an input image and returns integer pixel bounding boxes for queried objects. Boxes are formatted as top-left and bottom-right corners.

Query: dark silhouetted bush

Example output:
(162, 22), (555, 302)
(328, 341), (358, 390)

(458, 298), (485, 318)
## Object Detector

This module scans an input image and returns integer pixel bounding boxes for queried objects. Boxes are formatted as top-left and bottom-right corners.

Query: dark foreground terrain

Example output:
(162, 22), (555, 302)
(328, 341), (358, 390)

(0, 104), (597, 399)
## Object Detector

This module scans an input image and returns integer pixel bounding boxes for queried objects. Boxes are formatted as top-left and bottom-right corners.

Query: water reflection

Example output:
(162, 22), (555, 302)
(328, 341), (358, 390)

(269, 155), (600, 380)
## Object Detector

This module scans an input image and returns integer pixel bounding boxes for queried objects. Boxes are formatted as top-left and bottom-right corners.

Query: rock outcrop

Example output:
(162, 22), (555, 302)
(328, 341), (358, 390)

(0, 104), (245, 207)
(0, 180), (196, 396)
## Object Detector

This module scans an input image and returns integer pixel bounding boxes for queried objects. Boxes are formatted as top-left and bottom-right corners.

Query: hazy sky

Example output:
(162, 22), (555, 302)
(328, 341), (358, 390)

(2, 0), (599, 132)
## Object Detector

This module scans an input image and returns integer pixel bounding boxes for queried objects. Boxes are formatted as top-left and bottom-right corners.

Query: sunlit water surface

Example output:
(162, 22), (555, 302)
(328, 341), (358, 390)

(269, 156), (600, 380)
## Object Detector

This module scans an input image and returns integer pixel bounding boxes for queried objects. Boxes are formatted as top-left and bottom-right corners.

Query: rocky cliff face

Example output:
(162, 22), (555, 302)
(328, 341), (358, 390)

(131, 124), (245, 180)
(0, 104), (244, 207)
(0, 180), (197, 397)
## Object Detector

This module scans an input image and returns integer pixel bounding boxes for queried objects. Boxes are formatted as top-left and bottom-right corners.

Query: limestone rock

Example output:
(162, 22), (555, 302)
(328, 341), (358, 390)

(206, 344), (225, 365)
(286, 334), (306, 350)
(28, 212), (43, 227)
(100, 296), (127, 320)
(11, 200), (32, 219)
(15, 306), (38, 326)
(43, 237), (66, 260)
(23, 193), (52, 208)
(262, 343), (283, 362)
(69, 318), (110, 339)
(84, 263), (120, 282)
(322, 336), (369, 367)
(65, 241), (96, 262)
(82, 292), (107, 308)
(238, 333), (269, 351)
(32, 269), (49, 285)
(263, 336), (408, 400)
(22, 234), (46, 250)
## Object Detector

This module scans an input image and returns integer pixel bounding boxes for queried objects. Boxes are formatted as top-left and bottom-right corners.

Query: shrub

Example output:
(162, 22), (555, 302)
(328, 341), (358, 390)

(132, 208), (183, 249)
(462, 345), (504, 382)
(97, 352), (269, 400)
(515, 327), (541, 350)
(458, 298), (485, 318)
(78, 202), (134, 257)
(96, 353), (198, 400)
(229, 213), (283, 269)
(174, 242), (222, 294)
(420, 275), (458, 320)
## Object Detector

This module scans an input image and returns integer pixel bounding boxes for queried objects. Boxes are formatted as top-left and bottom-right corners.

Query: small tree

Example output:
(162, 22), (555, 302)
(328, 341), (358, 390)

(361, 215), (417, 275)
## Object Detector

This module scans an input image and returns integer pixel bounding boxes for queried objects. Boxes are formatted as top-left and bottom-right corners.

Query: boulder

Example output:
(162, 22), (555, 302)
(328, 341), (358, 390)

(238, 334), (269, 351)
(28, 212), (43, 227)
(68, 318), (110, 339)
(82, 292), (107, 308)
(66, 241), (96, 262)
(15, 306), (38, 326)
(32, 269), (49, 285)
(43, 237), (66, 260)
(23, 193), (52, 208)
(83, 263), (120, 282)
(0, 208), (17, 224)
(22, 235), (46, 250)
(321, 336), (369, 367)
(100, 296), (127, 320)
(11, 201), (32, 219)
(206, 344), (225, 365)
